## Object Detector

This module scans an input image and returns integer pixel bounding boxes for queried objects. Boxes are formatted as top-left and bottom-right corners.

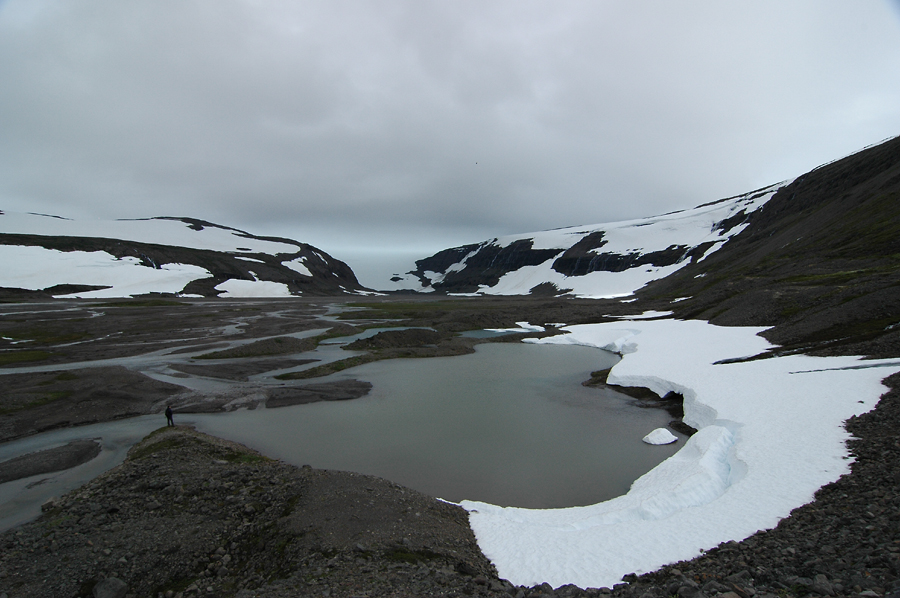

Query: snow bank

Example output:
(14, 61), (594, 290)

(0, 245), (210, 298)
(607, 310), (674, 320)
(462, 319), (900, 589)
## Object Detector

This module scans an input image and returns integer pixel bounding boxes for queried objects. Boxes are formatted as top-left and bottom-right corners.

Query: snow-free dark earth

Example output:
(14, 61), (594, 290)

(1, 136), (900, 598)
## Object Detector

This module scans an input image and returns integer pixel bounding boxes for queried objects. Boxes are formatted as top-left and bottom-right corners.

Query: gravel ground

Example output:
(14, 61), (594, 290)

(1, 298), (899, 598)
(1, 372), (899, 598)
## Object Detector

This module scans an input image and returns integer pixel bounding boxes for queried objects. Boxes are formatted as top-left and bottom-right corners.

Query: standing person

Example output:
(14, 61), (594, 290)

(165, 405), (174, 427)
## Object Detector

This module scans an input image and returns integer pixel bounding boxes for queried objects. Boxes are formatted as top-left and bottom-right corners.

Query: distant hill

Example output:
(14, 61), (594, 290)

(0, 214), (368, 298)
(386, 182), (792, 297)
(385, 134), (900, 357)
(388, 136), (900, 312)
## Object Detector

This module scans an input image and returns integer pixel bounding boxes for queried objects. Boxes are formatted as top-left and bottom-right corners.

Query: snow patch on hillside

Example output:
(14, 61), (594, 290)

(282, 257), (312, 277)
(0, 245), (211, 298)
(214, 279), (292, 297)
(462, 318), (900, 589)
(495, 184), (775, 254)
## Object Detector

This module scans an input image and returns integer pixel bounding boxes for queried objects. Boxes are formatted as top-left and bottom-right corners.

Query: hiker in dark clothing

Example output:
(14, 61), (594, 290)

(165, 405), (174, 426)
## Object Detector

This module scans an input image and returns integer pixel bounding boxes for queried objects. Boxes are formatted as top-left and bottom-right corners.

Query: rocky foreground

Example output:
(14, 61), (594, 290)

(2, 372), (900, 598)
(0, 426), (497, 598)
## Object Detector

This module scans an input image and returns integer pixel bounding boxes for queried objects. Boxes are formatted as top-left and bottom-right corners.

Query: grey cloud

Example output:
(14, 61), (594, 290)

(1, 0), (899, 282)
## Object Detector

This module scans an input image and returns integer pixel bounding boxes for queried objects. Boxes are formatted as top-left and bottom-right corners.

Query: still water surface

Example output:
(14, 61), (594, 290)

(0, 341), (682, 530)
(189, 342), (682, 509)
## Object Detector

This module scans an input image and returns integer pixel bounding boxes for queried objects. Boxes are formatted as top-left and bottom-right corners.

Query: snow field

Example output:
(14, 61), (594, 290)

(461, 319), (900, 589)
(479, 185), (783, 298)
(480, 260), (688, 299)
(494, 182), (781, 254)
(0, 243), (298, 298)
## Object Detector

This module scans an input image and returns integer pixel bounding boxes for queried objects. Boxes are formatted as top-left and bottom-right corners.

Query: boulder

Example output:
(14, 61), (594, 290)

(92, 576), (128, 598)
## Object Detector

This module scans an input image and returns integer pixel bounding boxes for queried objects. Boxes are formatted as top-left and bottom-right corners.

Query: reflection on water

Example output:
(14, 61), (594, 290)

(188, 343), (682, 509)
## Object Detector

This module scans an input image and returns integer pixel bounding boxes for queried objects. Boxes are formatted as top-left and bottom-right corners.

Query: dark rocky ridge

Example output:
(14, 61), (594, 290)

(408, 239), (561, 292)
(639, 134), (900, 358)
(550, 231), (716, 278)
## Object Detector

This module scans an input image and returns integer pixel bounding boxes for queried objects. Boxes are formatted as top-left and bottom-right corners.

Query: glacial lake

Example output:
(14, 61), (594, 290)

(0, 341), (683, 530)
(188, 342), (682, 509)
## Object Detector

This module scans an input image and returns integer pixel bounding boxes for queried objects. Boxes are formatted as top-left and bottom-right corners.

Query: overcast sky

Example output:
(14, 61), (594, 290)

(2, 1), (900, 286)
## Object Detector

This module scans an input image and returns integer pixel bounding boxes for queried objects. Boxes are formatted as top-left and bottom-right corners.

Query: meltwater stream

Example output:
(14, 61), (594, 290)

(0, 341), (683, 530)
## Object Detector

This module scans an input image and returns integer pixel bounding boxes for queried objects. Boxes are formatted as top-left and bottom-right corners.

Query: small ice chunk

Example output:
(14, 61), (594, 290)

(642, 428), (678, 445)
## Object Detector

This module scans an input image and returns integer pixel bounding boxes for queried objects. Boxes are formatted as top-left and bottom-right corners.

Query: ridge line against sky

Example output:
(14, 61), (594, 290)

(2, 1), (900, 286)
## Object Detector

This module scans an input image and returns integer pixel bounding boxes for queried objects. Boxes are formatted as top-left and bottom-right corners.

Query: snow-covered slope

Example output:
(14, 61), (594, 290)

(387, 181), (790, 298)
(0, 213), (366, 298)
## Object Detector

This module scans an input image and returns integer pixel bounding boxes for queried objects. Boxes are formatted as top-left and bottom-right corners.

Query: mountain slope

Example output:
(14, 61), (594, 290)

(638, 134), (900, 358)
(389, 133), (900, 350)
(0, 214), (366, 298)
(388, 133), (900, 357)
(387, 182), (791, 297)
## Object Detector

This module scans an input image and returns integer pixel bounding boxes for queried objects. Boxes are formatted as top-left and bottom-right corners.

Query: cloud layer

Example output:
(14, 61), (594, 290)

(2, 1), (899, 284)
